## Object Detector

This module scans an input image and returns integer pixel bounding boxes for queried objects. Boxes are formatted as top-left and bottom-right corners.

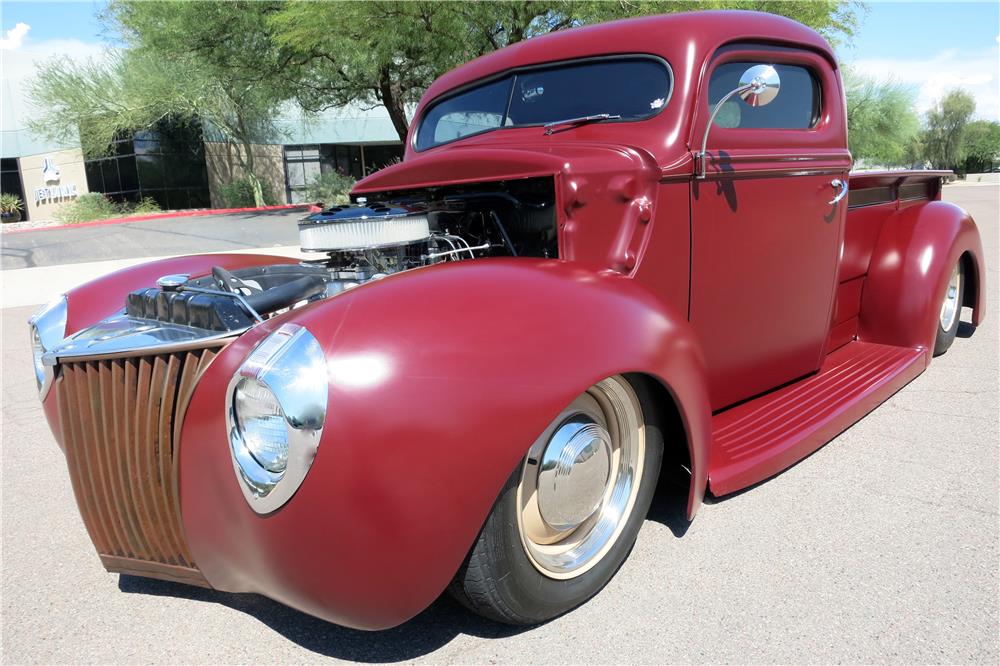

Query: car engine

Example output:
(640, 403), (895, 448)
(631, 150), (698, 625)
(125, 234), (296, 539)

(125, 178), (558, 333)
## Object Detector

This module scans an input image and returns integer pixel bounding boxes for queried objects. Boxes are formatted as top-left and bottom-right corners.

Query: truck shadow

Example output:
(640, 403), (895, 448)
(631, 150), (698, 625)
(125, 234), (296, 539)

(118, 574), (529, 661)
(117, 480), (693, 659)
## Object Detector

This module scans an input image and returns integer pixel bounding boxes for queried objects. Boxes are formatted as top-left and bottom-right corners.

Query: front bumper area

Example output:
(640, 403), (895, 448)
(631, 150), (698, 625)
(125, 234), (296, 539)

(52, 345), (225, 588)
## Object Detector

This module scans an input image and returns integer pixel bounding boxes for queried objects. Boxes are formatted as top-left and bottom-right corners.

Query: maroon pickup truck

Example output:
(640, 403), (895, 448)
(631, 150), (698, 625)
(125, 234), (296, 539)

(30, 10), (985, 629)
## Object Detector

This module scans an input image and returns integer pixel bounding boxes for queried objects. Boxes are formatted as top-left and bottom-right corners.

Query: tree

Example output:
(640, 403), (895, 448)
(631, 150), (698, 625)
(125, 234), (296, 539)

(960, 120), (1000, 174)
(28, 1), (296, 207)
(923, 89), (976, 171)
(842, 68), (920, 166)
(271, 0), (864, 141)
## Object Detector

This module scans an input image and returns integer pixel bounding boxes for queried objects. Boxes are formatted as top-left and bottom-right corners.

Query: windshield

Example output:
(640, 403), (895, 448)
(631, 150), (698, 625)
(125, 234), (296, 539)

(415, 57), (672, 151)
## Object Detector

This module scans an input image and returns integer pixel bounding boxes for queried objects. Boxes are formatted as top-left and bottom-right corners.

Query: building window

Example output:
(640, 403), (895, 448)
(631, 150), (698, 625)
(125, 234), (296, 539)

(283, 143), (404, 203)
(284, 144), (321, 204)
(84, 121), (211, 209)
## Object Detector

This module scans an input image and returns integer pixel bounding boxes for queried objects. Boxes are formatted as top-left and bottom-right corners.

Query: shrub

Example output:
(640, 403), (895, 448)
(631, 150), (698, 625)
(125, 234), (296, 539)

(132, 196), (161, 214)
(303, 170), (355, 207)
(56, 193), (119, 223)
(0, 193), (24, 213)
(217, 178), (278, 208)
(54, 193), (162, 224)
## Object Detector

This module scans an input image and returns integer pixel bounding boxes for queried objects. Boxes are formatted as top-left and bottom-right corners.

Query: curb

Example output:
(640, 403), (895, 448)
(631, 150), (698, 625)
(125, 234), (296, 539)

(2, 203), (324, 235)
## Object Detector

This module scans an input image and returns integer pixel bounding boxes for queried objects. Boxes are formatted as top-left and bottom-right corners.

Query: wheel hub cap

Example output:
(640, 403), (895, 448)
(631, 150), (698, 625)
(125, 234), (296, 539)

(537, 417), (612, 532)
(940, 264), (961, 331)
(515, 377), (646, 580)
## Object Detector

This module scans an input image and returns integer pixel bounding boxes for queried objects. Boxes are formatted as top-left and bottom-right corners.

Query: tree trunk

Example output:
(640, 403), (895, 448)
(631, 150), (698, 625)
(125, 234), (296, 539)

(378, 67), (410, 142)
(228, 113), (267, 208)
(231, 135), (266, 208)
(240, 142), (265, 207)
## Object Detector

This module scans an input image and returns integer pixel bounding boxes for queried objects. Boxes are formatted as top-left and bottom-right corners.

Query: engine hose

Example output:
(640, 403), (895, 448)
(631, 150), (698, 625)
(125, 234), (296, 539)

(489, 211), (518, 257)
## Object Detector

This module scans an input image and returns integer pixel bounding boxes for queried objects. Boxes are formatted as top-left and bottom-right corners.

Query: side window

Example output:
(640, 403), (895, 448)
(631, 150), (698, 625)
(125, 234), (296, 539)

(709, 62), (820, 129)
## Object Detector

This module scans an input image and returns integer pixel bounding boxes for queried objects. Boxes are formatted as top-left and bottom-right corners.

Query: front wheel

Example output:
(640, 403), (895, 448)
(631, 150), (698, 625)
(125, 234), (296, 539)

(934, 260), (965, 356)
(448, 375), (663, 625)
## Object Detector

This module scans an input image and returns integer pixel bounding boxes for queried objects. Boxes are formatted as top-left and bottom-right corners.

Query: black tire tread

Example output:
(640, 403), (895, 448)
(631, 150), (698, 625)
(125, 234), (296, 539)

(447, 505), (528, 624)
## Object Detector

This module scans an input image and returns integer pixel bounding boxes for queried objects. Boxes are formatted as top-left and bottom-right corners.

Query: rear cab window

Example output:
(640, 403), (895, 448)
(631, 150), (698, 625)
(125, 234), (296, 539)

(709, 62), (820, 129)
(416, 57), (672, 151)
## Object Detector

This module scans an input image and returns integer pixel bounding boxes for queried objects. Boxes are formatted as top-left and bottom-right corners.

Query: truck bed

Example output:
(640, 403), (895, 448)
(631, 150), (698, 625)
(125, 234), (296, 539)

(829, 170), (952, 352)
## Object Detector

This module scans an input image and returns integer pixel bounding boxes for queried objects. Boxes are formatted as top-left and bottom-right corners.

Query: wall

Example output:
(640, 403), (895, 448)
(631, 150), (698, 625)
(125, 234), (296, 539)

(203, 142), (287, 208)
(19, 148), (90, 222)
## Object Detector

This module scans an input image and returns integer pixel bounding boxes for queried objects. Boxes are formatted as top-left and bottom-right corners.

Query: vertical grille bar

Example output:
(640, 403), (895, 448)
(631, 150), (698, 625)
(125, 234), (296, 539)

(55, 348), (216, 587)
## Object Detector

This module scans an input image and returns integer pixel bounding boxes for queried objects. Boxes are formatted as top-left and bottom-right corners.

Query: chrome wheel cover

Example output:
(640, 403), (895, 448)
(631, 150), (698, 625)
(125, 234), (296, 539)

(516, 376), (645, 580)
(940, 263), (962, 332)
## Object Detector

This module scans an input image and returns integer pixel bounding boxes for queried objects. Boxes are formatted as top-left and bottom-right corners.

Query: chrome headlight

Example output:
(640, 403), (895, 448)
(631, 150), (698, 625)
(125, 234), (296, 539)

(226, 323), (327, 514)
(28, 295), (68, 399)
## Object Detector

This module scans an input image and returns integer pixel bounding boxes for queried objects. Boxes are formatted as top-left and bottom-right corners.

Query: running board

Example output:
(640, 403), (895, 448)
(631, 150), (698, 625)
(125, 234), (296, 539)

(708, 341), (926, 496)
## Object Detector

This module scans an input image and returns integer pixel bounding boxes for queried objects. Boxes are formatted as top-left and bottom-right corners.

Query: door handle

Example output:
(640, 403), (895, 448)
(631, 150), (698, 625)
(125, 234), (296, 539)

(828, 178), (848, 205)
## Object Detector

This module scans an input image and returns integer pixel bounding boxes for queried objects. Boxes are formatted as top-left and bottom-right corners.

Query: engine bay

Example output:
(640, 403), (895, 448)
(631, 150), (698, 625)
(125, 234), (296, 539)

(125, 178), (558, 333)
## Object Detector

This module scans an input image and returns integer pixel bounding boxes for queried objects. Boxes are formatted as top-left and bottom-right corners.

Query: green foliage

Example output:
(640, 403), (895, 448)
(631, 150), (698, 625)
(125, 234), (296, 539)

(132, 196), (162, 214)
(0, 193), (25, 213)
(843, 68), (920, 166)
(270, 0), (864, 141)
(923, 89), (977, 171)
(960, 120), (1000, 173)
(303, 171), (356, 207)
(217, 178), (279, 208)
(28, 0), (294, 207)
(54, 192), (162, 224)
(55, 193), (120, 223)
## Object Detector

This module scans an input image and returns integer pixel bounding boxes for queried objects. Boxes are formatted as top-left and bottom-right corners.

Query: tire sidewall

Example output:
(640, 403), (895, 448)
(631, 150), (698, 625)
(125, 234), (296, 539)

(933, 260), (965, 356)
(480, 378), (665, 623)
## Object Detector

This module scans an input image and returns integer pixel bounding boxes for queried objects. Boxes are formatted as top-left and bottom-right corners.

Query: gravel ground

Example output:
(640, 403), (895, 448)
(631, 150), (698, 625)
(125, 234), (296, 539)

(1, 185), (997, 664)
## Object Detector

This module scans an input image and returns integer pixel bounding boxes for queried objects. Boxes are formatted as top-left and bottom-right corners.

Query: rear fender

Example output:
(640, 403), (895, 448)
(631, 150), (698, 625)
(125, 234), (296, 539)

(61, 253), (300, 336)
(859, 201), (986, 360)
(179, 258), (711, 629)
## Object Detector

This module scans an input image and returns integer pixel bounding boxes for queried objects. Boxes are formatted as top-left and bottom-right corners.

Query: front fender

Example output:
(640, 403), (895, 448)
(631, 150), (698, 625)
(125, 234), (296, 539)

(178, 258), (711, 630)
(860, 201), (986, 361)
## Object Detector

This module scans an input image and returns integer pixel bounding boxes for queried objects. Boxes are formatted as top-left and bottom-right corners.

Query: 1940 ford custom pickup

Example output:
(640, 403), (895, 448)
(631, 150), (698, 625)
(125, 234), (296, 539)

(30, 10), (985, 629)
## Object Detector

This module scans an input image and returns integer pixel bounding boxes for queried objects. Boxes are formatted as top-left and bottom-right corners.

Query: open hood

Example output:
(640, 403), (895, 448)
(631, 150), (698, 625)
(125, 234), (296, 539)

(352, 141), (662, 196)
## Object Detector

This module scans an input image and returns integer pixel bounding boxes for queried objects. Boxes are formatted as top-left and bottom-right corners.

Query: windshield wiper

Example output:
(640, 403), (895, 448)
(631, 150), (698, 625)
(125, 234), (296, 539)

(543, 113), (622, 135)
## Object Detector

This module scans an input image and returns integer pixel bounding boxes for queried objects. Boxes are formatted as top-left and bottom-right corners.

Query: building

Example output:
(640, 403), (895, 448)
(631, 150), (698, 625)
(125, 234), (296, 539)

(1, 48), (404, 221)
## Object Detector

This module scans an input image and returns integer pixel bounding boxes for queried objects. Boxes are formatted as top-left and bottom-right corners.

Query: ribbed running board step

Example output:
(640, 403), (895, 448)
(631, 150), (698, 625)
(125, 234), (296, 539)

(708, 341), (925, 495)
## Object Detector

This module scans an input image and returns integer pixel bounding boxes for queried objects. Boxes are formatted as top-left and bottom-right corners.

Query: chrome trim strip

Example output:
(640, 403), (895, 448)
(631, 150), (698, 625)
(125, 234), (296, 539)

(46, 312), (248, 363)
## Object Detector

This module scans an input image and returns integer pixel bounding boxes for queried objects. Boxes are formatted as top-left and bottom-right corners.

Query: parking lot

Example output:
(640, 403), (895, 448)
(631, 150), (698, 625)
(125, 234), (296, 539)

(1, 185), (997, 663)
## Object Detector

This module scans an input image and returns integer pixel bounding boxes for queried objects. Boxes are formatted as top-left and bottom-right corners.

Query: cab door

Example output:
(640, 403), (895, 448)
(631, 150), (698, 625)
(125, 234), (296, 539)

(689, 47), (851, 410)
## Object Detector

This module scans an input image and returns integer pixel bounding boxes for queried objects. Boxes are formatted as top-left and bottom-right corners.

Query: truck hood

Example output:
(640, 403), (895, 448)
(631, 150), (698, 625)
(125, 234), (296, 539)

(352, 141), (664, 195)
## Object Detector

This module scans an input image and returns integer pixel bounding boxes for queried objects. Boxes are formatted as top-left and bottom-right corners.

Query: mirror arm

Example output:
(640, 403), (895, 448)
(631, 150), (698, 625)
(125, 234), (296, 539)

(696, 82), (755, 180)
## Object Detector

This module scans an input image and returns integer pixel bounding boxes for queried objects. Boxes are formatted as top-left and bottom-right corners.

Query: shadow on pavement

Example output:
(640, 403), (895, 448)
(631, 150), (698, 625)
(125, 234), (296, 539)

(958, 321), (977, 339)
(645, 473), (693, 538)
(117, 465), (693, 660)
(118, 575), (527, 661)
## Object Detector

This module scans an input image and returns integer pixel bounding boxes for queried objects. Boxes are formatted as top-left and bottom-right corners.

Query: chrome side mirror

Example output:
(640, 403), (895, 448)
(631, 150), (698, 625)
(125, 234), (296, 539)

(697, 64), (781, 179)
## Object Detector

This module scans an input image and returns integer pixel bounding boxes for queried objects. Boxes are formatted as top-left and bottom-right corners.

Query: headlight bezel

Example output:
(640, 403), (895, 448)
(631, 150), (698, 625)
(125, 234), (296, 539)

(29, 295), (68, 399)
(226, 323), (328, 514)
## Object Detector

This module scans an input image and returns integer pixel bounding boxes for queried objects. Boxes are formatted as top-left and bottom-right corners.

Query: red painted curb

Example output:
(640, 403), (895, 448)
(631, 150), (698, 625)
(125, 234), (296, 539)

(3, 203), (321, 235)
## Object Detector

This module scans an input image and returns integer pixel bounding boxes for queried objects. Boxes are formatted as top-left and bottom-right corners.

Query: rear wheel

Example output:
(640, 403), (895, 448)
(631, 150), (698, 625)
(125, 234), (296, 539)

(934, 260), (965, 356)
(449, 375), (663, 624)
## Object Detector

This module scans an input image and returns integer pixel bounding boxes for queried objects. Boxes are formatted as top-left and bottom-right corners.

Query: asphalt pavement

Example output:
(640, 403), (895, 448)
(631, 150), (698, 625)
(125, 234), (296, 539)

(0, 208), (304, 270)
(1, 186), (997, 663)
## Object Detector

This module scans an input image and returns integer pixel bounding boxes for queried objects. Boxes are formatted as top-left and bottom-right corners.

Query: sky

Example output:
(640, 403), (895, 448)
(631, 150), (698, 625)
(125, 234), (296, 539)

(1, 0), (999, 122)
